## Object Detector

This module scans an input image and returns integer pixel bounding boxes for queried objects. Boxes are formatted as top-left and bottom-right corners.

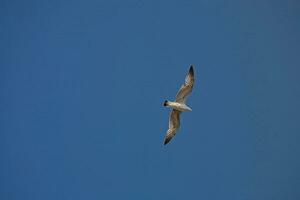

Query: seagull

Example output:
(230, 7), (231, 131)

(163, 65), (195, 145)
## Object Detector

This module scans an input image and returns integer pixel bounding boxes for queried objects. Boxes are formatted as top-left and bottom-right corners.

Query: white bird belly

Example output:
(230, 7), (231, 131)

(167, 102), (192, 112)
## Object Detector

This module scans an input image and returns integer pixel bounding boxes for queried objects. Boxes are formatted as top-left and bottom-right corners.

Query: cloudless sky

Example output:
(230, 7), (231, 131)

(1, 0), (300, 199)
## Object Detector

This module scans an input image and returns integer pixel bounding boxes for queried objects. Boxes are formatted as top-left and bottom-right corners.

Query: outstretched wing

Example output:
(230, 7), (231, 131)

(175, 65), (194, 103)
(164, 109), (181, 145)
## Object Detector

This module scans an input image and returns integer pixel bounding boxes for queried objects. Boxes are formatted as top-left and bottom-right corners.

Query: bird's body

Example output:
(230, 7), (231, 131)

(164, 101), (192, 112)
(163, 65), (195, 145)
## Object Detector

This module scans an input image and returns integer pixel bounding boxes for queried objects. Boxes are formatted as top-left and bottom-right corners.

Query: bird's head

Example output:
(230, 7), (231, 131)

(163, 100), (169, 106)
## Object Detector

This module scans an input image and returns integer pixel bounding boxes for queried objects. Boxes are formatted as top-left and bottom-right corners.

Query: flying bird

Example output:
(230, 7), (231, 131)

(163, 65), (195, 145)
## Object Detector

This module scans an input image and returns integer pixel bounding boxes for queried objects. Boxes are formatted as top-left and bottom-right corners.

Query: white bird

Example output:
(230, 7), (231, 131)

(163, 65), (195, 145)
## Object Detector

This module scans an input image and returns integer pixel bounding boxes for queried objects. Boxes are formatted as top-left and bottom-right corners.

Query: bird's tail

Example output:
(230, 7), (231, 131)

(163, 100), (169, 106)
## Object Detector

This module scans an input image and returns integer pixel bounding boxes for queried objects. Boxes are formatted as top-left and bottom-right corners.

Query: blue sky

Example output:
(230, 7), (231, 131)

(1, 0), (300, 199)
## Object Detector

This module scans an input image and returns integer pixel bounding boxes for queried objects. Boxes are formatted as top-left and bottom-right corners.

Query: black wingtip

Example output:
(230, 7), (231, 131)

(164, 140), (169, 145)
(189, 65), (194, 75)
(164, 137), (171, 145)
